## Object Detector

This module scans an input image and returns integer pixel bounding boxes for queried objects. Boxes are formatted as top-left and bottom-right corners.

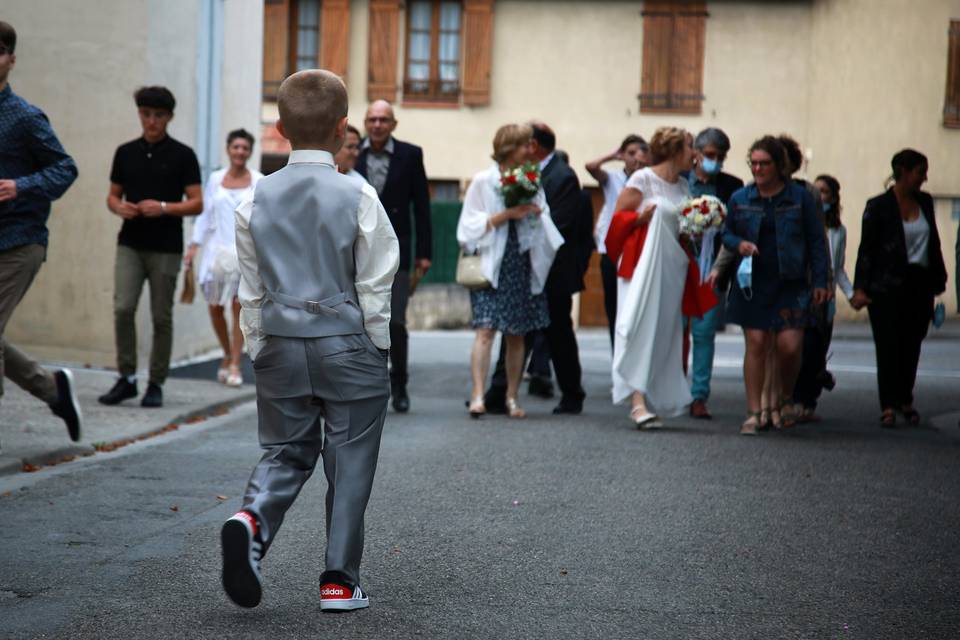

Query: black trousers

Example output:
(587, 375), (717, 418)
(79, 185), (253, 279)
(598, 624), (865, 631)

(600, 254), (618, 350)
(793, 320), (834, 408)
(486, 289), (584, 402)
(867, 266), (933, 410)
(389, 271), (410, 389)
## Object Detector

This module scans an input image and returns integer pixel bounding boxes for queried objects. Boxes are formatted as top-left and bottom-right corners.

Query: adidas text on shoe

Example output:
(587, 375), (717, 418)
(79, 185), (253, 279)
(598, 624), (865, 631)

(221, 511), (263, 608)
(320, 583), (369, 612)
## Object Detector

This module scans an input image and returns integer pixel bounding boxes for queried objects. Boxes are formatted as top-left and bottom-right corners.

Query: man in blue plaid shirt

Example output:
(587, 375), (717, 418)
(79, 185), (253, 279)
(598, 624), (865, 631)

(0, 21), (83, 449)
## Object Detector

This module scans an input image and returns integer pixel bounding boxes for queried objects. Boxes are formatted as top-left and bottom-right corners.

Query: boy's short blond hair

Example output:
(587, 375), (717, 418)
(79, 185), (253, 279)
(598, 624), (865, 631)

(277, 69), (348, 147)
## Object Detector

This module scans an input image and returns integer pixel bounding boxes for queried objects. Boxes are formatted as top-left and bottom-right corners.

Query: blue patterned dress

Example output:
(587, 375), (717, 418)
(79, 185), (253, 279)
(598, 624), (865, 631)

(470, 220), (550, 335)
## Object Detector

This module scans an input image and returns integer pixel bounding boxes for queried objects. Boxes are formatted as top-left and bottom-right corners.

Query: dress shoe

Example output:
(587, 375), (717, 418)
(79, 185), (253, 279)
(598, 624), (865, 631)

(483, 388), (507, 415)
(391, 385), (410, 413)
(552, 396), (583, 415)
(689, 398), (712, 420)
(141, 383), (163, 408)
(98, 377), (138, 405)
(527, 375), (555, 399)
(49, 369), (83, 441)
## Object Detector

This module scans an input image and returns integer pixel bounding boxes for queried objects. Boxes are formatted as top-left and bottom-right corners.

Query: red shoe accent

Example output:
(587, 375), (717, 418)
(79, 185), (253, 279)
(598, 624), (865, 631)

(233, 511), (258, 538)
(320, 584), (351, 600)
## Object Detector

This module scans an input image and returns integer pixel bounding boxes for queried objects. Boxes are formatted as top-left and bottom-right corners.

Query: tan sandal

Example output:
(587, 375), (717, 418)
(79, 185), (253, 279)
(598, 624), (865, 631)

(779, 397), (797, 429)
(506, 397), (526, 419)
(468, 397), (486, 419)
(740, 411), (761, 436)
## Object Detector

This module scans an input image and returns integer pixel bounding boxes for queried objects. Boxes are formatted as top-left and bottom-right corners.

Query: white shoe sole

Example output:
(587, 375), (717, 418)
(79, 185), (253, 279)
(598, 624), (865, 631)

(320, 598), (369, 612)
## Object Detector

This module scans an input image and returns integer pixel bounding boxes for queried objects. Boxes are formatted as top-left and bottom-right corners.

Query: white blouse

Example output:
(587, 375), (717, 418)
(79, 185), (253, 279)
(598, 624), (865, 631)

(191, 167), (264, 284)
(456, 164), (564, 294)
(902, 213), (930, 267)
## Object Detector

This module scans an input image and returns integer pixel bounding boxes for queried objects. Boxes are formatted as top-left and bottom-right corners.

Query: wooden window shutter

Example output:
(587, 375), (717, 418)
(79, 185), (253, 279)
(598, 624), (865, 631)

(368, 0), (401, 102)
(945, 20), (960, 128)
(319, 0), (351, 78)
(640, 1), (706, 114)
(263, 0), (291, 100)
(462, 0), (494, 106)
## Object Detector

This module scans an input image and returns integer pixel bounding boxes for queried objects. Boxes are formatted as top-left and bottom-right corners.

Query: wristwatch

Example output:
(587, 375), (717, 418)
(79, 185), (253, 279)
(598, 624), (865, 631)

(160, 201), (167, 213)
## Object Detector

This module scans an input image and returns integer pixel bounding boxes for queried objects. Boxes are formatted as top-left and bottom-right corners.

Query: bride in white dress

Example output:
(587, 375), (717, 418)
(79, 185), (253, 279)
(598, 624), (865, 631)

(608, 128), (695, 427)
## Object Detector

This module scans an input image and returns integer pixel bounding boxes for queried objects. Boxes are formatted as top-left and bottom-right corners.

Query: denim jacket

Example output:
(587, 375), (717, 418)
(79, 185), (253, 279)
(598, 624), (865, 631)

(722, 182), (828, 288)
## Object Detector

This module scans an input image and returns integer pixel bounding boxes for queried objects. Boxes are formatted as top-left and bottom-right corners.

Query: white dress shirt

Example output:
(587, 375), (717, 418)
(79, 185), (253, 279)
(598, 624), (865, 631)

(234, 149), (399, 359)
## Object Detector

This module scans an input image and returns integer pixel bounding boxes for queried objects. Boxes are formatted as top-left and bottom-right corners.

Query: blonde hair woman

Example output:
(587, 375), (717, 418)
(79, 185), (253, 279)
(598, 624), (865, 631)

(606, 127), (696, 428)
(456, 124), (564, 418)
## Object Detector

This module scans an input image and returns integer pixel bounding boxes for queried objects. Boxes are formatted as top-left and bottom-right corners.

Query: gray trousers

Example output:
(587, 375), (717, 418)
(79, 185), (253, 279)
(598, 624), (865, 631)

(113, 245), (181, 384)
(0, 244), (56, 405)
(242, 333), (389, 585)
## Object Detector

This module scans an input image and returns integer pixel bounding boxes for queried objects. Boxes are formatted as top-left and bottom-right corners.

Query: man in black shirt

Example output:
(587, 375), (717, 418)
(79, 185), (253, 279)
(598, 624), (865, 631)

(98, 86), (202, 408)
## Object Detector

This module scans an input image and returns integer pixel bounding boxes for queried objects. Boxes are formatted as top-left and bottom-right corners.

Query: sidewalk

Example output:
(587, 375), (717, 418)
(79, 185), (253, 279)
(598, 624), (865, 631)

(0, 365), (254, 477)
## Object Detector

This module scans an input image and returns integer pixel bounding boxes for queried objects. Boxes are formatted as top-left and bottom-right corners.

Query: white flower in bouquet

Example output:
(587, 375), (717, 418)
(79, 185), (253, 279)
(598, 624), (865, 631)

(679, 195), (726, 239)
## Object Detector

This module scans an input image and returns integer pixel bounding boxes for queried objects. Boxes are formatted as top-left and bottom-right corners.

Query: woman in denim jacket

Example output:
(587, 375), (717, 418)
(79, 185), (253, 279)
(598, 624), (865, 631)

(723, 136), (829, 435)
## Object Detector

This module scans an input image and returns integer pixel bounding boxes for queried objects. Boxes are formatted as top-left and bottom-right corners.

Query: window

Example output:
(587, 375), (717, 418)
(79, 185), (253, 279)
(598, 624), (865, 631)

(945, 20), (960, 128)
(638, 1), (707, 114)
(404, 1), (463, 102)
(429, 179), (461, 202)
(262, 0), (350, 101)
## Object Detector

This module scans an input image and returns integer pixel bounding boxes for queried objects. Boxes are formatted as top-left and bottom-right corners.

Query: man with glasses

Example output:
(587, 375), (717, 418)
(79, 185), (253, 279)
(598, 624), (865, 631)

(356, 100), (432, 413)
(98, 86), (203, 408)
(685, 128), (743, 420)
(0, 21), (82, 448)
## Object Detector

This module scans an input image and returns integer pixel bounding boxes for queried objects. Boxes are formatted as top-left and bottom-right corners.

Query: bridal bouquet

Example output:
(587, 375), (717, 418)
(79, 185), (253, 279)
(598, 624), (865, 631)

(679, 195), (726, 239)
(500, 162), (541, 207)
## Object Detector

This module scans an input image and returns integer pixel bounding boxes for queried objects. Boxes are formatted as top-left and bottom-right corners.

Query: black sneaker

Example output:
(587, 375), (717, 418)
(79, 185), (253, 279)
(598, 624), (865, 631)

(49, 369), (82, 442)
(319, 570), (369, 612)
(141, 383), (163, 408)
(221, 511), (264, 608)
(98, 377), (138, 405)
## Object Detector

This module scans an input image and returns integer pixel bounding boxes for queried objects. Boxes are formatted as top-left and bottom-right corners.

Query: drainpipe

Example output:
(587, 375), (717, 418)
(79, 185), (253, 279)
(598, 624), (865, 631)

(196, 0), (224, 182)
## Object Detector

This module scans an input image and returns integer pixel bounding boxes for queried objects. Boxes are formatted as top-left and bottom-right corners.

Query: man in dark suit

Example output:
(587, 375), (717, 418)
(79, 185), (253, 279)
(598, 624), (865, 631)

(356, 100), (432, 413)
(485, 122), (587, 415)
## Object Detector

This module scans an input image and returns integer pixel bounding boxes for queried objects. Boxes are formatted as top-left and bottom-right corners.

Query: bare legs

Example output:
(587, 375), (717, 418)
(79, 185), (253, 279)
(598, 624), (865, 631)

(208, 298), (244, 385)
(469, 330), (525, 418)
(743, 327), (804, 432)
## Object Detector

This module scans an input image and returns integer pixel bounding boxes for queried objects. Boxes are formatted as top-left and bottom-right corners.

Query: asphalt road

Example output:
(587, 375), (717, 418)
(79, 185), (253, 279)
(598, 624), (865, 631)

(2, 330), (959, 639)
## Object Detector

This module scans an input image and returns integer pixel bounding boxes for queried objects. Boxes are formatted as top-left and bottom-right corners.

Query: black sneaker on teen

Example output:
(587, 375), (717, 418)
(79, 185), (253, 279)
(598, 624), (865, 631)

(98, 377), (138, 405)
(141, 383), (163, 408)
(391, 384), (410, 413)
(49, 369), (82, 442)
(221, 511), (264, 608)
(319, 570), (369, 612)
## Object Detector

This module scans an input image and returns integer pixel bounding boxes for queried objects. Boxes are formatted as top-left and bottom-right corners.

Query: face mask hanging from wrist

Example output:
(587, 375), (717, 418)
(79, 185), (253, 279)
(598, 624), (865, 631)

(737, 256), (753, 301)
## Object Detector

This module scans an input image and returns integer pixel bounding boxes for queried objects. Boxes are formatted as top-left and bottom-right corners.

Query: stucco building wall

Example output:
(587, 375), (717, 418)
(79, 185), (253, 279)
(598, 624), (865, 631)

(4, 0), (264, 367)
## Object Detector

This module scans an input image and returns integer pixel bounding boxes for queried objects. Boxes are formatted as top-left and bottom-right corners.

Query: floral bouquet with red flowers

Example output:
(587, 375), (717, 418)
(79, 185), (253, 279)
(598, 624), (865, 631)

(679, 195), (726, 239)
(500, 162), (541, 207)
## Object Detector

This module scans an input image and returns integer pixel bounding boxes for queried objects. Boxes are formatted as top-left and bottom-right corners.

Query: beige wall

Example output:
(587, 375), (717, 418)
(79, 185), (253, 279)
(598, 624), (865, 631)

(334, 0), (959, 318)
(5, 0), (264, 367)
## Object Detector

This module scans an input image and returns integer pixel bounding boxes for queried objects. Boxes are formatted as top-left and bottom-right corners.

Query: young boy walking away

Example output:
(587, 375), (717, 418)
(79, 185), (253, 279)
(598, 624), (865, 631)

(221, 69), (399, 612)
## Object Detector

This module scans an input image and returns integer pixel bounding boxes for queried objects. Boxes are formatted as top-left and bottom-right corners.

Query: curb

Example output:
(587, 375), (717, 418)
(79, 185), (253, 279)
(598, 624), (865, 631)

(1, 391), (256, 478)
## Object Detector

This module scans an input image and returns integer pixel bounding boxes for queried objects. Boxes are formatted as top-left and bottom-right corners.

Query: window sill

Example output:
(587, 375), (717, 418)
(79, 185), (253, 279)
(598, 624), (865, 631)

(639, 106), (702, 115)
(401, 99), (461, 109)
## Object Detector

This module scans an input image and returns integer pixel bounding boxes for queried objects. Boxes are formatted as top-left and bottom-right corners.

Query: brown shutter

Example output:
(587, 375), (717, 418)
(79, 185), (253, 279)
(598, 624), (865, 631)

(462, 0), (494, 106)
(367, 0), (401, 102)
(263, 0), (290, 100)
(320, 0), (351, 78)
(945, 20), (960, 128)
(670, 3), (706, 114)
(640, 3), (673, 111)
(639, 1), (706, 114)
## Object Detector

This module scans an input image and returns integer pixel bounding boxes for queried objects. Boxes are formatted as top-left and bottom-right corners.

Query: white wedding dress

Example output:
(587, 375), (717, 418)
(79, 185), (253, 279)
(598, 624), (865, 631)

(611, 168), (691, 417)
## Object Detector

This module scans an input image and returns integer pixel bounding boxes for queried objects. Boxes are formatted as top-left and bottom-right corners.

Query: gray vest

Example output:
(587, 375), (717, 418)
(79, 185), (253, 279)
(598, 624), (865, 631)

(249, 163), (366, 338)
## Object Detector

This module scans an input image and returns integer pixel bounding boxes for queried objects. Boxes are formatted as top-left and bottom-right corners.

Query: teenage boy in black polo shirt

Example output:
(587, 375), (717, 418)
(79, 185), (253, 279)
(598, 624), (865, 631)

(98, 86), (202, 408)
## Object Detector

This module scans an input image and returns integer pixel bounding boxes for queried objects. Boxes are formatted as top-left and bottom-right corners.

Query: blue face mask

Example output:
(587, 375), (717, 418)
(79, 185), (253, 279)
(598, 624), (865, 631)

(737, 256), (753, 300)
(700, 157), (721, 175)
(822, 202), (832, 213)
